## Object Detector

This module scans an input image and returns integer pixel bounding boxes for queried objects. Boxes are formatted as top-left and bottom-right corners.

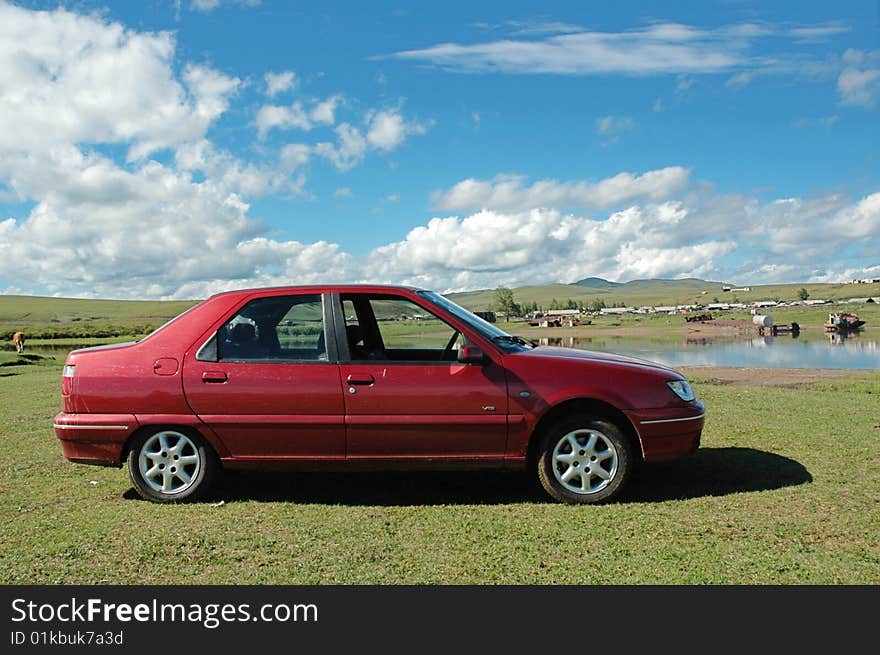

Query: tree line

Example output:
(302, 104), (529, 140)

(493, 287), (614, 317)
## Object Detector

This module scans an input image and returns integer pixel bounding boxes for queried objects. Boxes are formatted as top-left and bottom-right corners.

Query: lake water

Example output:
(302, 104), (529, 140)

(7, 332), (880, 370)
(538, 333), (880, 370)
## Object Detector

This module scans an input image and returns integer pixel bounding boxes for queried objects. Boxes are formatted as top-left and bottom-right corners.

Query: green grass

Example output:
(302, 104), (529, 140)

(0, 294), (197, 340)
(1, 359), (878, 584)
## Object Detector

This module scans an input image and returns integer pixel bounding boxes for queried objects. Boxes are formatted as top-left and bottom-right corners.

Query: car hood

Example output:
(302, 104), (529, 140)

(513, 345), (682, 377)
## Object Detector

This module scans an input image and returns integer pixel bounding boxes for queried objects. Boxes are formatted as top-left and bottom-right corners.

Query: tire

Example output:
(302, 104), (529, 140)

(536, 416), (633, 504)
(127, 428), (217, 503)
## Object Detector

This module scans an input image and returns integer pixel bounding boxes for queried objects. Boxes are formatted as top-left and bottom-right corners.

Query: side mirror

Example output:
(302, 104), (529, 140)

(457, 345), (486, 364)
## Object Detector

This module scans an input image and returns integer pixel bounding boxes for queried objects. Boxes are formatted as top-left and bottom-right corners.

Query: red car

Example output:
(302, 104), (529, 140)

(54, 285), (704, 504)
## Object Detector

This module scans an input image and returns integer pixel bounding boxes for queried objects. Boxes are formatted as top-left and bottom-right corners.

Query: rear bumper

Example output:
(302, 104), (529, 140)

(625, 402), (705, 462)
(53, 412), (138, 466)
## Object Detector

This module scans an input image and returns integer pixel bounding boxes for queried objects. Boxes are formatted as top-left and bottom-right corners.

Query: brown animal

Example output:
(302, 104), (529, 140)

(12, 331), (25, 353)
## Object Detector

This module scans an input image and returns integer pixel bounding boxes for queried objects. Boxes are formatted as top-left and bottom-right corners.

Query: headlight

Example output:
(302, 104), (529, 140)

(667, 380), (695, 402)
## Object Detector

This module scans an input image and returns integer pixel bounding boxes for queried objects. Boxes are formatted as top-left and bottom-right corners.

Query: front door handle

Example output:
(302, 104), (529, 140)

(346, 374), (375, 386)
(202, 371), (228, 383)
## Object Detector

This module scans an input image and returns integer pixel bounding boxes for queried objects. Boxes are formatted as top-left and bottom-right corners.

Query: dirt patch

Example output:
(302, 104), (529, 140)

(678, 366), (858, 388)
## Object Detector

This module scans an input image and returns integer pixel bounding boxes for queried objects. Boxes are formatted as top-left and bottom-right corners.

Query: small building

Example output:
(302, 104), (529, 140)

(731, 286), (752, 292)
(804, 299), (830, 306)
(599, 307), (632, 315)
(753, 300), (777, 308)
(528, 316), (578, 328)
(707, 303), (730, 311)
(546, 309), (581, 317)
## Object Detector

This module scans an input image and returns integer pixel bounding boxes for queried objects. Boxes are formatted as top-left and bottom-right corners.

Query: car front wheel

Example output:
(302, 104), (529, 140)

(127, 428), (216, 502)
(536, 416), (633, 504)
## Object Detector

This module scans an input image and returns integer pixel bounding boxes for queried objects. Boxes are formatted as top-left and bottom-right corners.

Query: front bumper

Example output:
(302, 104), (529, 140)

(625, 401), (705, 461)
(53, 412), (138, 466)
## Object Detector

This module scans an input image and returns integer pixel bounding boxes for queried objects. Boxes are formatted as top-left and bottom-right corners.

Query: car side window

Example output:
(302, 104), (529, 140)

(215, 294), (327, 362)
(341, 294), (465, 363)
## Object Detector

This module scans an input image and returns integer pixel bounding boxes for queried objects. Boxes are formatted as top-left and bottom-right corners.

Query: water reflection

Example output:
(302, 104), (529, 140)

(5, 333), (879, 370)
(538, 333), (879, 370)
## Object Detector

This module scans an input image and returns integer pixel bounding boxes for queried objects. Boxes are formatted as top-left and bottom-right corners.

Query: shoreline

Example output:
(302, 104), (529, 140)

(677, 366), (865, 387)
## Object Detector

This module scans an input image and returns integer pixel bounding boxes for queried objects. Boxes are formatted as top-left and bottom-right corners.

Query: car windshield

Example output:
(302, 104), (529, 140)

(418, 290), (532, 352)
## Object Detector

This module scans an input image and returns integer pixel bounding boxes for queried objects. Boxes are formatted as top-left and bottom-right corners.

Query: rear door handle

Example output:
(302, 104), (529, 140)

(346, 374), (375, 386)
(202, 371), (228, 383)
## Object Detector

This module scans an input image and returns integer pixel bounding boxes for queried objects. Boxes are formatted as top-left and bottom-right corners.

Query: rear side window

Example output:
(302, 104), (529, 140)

(213, 294), (327, 362)
(340, 293), (465, 363)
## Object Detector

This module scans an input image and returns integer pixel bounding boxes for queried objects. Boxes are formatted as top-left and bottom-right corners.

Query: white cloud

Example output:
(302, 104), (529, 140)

(255, 96), (342, 139)
(313, 123), (368, 171)
(313, 109), (429, 171)
(505, 20), (585, 37)
(596, 115), (635, 137)
(311, 96), (341, 125)
(175, 139), (303, 197)
(837, 51), (880, 107)
(190, 0), (260, 12)
(388, 19), (863, 107)
(432, 167), (689, 212)
(334, 187), (352, 198)
(793, 115), (839, 128)
(2, 153), (877, 296)
(265, 70), (296, 97)
(789, 22), (850, 42)
(279, 143), (311, 171)
(389, 22), (747, 75)
(0, 2), (239, 160)
(366, 109), (429, 151)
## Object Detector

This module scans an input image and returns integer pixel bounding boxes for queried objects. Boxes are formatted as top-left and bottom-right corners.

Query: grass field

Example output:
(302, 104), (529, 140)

(1, 358), (877, 584)
(2, 279), (878, 341)
(448, 280), (880, 312)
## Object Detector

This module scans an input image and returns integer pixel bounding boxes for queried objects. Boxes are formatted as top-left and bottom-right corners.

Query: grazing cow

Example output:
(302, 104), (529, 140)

(13, 331), (25, 353)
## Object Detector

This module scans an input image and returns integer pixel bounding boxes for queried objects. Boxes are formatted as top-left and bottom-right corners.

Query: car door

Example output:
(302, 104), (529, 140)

(182, 291), (345, 460)
(335, 292), (509, 461)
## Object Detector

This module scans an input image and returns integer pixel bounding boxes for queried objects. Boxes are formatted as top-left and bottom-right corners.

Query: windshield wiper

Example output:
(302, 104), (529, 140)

(491, 335), (537, 348)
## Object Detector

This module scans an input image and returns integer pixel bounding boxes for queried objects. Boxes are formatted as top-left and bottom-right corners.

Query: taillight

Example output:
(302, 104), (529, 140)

(62, 365), (75, 396)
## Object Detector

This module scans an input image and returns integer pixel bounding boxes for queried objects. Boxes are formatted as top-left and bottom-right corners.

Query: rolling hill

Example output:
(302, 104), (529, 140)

(1, 278), (877, 337)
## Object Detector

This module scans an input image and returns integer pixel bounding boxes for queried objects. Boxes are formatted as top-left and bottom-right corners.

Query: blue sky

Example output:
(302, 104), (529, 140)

(0, 0), (878, 298)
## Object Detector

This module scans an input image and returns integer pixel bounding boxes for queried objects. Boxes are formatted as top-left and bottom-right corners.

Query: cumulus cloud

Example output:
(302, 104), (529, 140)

(313, 123), (369, 171)
(366, 109), (429, 150)
(837, 50), (880, 107)
(313, 109), (429, 171)
(264, 70), (296, 96)
(0, 2), (239, 160)
(255, 97), (340, 139)
(432, 167), (689, 212)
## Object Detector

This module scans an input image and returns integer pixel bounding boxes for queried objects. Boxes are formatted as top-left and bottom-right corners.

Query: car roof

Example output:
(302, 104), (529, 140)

(207, 283), (428, 300)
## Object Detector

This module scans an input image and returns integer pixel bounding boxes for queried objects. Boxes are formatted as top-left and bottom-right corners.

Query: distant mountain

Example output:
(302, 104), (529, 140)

(572, 277), (621, 289)
(615, 277), (726, 290)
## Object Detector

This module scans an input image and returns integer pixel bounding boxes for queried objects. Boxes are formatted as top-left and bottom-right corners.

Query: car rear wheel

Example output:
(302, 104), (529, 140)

(536, 416), (633, 504)
(127, 428), (216, 503)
